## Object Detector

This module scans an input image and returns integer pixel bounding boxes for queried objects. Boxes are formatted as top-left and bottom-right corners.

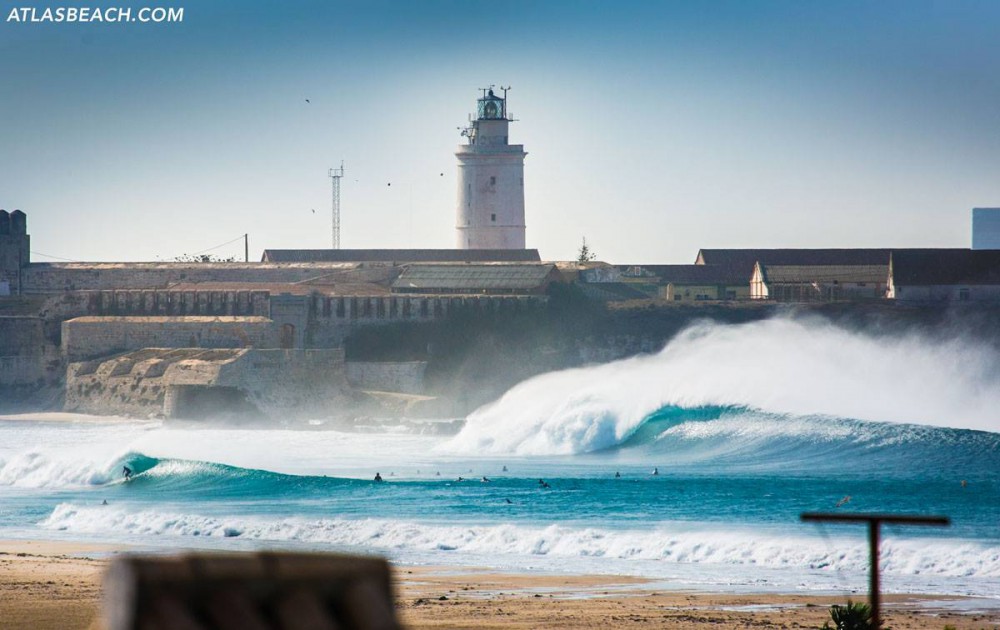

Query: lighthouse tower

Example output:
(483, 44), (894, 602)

(456, 87), (527, 249)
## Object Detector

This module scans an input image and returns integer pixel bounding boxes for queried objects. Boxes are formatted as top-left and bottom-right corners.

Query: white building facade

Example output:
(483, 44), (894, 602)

(455, 88), (527, 249)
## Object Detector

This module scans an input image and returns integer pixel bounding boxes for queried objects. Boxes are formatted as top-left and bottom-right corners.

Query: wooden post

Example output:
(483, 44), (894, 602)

(801, 513), (949, 629)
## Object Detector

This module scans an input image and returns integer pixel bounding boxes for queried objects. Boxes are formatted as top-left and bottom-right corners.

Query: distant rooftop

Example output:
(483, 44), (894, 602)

(577, 282), (651, 301)
(627, 264), (750, 285)
(891, 249), (1000, 285)
(65, 316), (272, 323)
(165, 281), (391, 297)
(696, 249), (894, 272)
(758, 264), (889, 284)
(261, 249), (541, 263)
(392, 263), (557, 293)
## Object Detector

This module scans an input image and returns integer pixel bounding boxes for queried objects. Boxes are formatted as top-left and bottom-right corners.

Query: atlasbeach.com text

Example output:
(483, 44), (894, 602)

(6, 6), (184, 23)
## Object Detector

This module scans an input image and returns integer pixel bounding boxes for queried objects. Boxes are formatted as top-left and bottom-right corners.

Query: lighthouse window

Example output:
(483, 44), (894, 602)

(491, 214), (496, 222)
(490, 176), (496, 186)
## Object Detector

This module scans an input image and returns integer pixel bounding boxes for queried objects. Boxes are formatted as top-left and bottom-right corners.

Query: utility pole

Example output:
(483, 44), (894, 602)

(801, 512), (949, 629)
(244, 233), (249, 262)
(328, 162), (345, 249)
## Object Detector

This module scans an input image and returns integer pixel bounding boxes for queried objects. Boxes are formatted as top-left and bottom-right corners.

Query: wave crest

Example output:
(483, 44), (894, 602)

(446, 318), (1000, 455)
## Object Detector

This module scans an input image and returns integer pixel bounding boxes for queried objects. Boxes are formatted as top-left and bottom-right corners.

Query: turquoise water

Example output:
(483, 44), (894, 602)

(1, 319), (998, 597)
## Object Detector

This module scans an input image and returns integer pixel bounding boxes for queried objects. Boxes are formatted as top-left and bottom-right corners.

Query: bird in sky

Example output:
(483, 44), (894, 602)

(310, 209), (315, 214)
(305, 99), (311, 104)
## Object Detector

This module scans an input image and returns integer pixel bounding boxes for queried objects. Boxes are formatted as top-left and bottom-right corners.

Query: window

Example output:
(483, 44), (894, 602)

(491, 213), (496, 222)
(959, 288), (970, 301)
(490, 176), (496, 186)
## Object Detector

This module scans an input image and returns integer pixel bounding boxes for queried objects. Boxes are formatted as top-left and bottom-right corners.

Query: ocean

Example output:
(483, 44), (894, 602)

(1, 318), (998, 599)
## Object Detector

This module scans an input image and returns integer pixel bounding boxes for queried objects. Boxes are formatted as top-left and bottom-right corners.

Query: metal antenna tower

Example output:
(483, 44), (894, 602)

(328, 162), (344, 249)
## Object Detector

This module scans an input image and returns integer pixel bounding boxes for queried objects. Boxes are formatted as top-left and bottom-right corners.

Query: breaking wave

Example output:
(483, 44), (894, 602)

(0, 450), (356, 494)
(0, 451), (157, 489)
(447, 318), (1000, 456)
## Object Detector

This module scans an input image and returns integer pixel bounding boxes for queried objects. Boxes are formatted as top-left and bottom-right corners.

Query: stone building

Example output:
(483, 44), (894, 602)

(644, 265), (750, 301)
(391, 263), (559, 295)
(750, 263), (888, 301)
(0, 209), (29, 296)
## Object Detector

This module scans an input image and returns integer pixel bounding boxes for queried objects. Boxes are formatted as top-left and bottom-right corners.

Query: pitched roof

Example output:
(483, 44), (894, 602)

(758, 264), (888, 284)
(65, 316), (271, 324)
(165, 281), (391, 296)
(627, 264), (750, 285)
(696, 249), (893, 272)
(577, 282), (653, 301)
(891, 249), (1000, 285)
(391, 263), (557, 291)
(261, 249), (541, 263)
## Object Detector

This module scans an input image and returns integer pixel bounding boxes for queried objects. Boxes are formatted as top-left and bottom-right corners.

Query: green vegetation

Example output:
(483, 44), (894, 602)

(576, 237), (596, 262)
(821, 600), (874, 630)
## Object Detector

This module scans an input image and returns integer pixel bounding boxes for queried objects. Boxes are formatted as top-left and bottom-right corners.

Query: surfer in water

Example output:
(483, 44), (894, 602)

(651, 467), (659, 476)
(374, 472), (383, 483)
(122, 466), (132, 481)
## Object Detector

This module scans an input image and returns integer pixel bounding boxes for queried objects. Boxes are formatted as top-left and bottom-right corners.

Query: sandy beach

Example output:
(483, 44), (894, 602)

(1, 540), (997, 630)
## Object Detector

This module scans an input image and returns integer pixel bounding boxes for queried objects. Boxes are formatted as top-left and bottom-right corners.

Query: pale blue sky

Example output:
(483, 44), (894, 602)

(1, 0), (998, 262)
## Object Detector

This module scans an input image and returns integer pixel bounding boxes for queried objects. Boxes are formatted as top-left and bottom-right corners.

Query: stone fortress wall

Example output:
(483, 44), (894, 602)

(66, 347), (350, 419)
(20, 262), (399, 293)
(0, 210), (553, 415)
(62, 316), (278, 361)
(0, 210), (29, 295)
(345, 361), (427, 395)
(0, 316), (47, 385)
(305, 294), (545, 347)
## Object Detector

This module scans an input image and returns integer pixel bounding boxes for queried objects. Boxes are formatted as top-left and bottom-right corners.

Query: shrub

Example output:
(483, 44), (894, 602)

(821, 600), (874, 630)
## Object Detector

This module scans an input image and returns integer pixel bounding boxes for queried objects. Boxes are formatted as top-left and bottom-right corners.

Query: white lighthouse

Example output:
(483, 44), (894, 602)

(456, 87), (527, 249)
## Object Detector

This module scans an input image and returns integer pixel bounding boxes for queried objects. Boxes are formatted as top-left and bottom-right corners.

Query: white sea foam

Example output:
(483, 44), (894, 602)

(446, 318), (1000, 455)
(0, 451), (117, 488)
(40, 503), (1000, 583)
